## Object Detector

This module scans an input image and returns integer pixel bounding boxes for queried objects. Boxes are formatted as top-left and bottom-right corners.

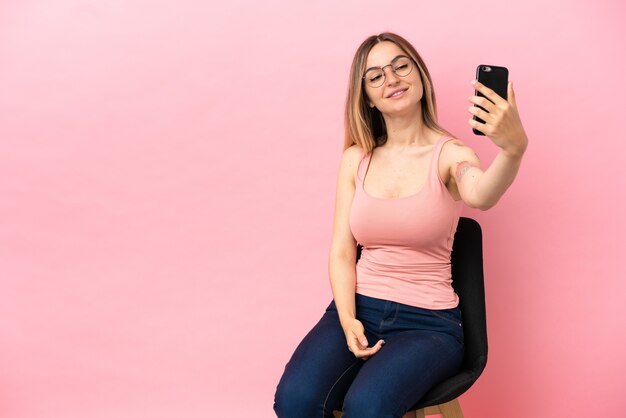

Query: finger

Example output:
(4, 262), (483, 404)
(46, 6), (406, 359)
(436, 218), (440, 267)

(468, 118), (487, 134)
(472, 80), (505, 106)
(357, 334), (368, 349)
(354, 347), (378, 359)
(349, 344), (368, 358)
(348, 340), (363, 355)
(508, 81), (517, 106)
(366, 340), (383, 350)
(468, 105), (493, 123)
(349, 334), (366, 351)
(350, 339), (384, 358)
(361, 340), (385, 355)
(468, 95), (495, 112)
(370, 339), (385, 353)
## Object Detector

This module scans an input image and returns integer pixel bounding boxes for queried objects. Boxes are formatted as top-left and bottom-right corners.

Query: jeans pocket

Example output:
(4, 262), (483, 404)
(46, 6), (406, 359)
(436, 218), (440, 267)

(430, 309), (462, 327)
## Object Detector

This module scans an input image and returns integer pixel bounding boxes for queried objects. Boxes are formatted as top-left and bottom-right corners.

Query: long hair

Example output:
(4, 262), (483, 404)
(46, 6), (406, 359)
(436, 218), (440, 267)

(344, 32), (453, 152)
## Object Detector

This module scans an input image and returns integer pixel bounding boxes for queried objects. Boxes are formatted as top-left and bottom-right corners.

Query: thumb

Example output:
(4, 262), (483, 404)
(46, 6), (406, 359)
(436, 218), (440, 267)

(508, 81), (517, 105)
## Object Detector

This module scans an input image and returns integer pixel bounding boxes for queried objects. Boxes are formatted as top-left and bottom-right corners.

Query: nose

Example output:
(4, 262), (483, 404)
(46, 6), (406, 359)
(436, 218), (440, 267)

(383, 65), (400, 85)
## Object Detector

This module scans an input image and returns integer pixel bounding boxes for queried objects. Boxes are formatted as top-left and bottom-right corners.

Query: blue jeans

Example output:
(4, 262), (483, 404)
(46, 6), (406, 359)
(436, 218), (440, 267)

(273, 293), (464, 418)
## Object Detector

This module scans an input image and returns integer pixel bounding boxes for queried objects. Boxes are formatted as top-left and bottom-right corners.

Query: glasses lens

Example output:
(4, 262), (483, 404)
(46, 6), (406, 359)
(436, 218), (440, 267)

(365, 69), (385, 88)
(393, 57), (413, 77)
(364, 57), (414, 88)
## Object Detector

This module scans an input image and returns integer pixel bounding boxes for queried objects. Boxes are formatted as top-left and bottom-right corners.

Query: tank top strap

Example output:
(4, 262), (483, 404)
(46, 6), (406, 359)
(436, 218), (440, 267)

(356, 150), (372, 184)
(429, 136), (454, 186)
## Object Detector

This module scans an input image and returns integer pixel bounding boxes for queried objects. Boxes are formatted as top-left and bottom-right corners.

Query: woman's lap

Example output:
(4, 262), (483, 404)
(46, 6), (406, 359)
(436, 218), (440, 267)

(342, 329), (463, 417)
(273, 295), (464, 418)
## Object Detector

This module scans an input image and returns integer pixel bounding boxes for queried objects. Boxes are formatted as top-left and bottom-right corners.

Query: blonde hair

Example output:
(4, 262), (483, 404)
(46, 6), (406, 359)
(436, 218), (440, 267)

(344, 32), (453, 152)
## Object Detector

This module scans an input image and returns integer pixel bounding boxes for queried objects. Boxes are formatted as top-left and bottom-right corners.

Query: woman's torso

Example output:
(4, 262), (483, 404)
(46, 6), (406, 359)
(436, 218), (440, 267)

(349, 135), (463, 309)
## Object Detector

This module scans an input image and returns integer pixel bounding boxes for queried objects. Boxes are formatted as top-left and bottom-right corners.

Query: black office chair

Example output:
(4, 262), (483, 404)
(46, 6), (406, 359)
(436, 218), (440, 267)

(334, 217), (487, 418)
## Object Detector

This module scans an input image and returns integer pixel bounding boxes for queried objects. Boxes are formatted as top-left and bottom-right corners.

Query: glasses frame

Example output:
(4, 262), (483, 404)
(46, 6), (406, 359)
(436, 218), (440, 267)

(362, 55), (415, 88)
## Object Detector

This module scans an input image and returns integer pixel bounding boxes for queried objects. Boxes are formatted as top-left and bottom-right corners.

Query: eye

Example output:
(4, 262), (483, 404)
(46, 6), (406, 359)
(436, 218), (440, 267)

(395, 64), (408, 71)
(365, 67), (385, 83)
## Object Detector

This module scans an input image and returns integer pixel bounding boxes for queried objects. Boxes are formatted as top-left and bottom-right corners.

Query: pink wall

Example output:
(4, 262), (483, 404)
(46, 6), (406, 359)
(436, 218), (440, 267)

(1, 0), (625, 417)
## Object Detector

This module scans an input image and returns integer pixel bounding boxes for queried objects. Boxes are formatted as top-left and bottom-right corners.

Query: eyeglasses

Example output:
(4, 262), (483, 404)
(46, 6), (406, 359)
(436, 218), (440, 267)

(362, 55), (414, 88)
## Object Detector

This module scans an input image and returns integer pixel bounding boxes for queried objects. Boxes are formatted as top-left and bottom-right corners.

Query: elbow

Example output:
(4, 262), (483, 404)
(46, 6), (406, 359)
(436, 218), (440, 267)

(476, 203), (495, 211)
(466, 197), (498, 211)
(463, 184), (498, 211)
(464, 187), (501, 211)
(329, 252), (357, 266)
(328, 245), (357, 265)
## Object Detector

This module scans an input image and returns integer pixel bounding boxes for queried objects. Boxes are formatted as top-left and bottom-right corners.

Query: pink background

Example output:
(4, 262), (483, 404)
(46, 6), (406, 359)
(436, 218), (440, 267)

(1, 0), (625, 417)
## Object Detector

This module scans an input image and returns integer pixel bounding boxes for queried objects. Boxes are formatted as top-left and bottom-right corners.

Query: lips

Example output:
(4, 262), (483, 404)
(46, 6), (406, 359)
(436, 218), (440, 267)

(386, 87), (408, 98)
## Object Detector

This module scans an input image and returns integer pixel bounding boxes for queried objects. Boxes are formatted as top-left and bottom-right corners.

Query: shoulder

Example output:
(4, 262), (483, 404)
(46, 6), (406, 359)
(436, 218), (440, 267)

(441, 137), (481, 166)
(342, 143), (366, 161)
(335, 144), (366, 187)
(340, 144), (366, 172)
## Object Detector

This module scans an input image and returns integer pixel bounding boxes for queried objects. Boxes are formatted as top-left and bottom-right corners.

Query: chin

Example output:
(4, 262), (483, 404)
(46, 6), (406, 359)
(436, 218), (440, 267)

(385, 100), (421, 115)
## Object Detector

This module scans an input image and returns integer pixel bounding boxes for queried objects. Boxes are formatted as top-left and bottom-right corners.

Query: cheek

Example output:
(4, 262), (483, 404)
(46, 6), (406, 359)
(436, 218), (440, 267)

(413, 78), (425, 99)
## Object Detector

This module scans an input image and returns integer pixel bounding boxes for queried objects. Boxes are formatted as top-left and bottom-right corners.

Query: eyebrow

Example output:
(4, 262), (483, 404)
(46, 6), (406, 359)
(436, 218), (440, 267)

(364, 55), (408, 73)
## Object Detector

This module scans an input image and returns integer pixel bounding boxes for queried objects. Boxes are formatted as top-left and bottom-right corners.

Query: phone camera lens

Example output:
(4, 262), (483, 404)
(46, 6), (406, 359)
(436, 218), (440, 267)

(482, 66), (492, 72)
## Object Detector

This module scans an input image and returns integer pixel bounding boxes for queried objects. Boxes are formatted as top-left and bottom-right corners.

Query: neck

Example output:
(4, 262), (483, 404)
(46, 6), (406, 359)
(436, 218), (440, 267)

(381, 104), (437, 148)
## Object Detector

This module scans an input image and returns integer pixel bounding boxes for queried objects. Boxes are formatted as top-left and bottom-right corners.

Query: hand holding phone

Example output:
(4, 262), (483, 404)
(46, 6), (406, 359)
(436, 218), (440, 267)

(472, 65), (509, 136)
(468, 66), (528, 157)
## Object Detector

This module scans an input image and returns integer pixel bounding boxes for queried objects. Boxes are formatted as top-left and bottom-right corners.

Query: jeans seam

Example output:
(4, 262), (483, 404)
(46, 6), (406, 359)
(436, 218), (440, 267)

(379, 301), (400, 330)
(322, 359), (361, 417)
(430, 309), (462, 327)
(379, 300), (391, 329)
(391, 303), (400, 324)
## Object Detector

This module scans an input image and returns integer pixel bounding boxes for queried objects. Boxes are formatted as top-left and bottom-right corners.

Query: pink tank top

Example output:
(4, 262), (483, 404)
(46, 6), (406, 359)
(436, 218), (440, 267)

(349, 136), (462, 309)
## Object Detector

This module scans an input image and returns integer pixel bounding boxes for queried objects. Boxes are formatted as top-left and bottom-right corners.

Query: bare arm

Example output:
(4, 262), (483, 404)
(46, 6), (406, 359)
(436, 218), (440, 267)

(451, 80), (528, 210)
(328, 145), (384, 358)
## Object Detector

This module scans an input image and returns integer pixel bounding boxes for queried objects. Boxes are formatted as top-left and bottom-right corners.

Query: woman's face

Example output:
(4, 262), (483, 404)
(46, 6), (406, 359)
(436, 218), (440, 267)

(363, 41), (424, 116)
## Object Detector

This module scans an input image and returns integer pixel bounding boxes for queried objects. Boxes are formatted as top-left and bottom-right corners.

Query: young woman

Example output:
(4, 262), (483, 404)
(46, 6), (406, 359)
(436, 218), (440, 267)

(274, 32), (528, 418)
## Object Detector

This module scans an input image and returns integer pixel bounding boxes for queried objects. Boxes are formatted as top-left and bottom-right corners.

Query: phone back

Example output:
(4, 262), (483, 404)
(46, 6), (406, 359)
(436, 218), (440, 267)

(473, 65), (509, 135)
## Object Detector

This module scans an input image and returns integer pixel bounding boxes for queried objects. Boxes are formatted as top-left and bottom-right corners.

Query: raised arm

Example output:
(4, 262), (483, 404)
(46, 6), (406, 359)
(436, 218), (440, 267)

(448, 81), (529, 210)
(328, 145), (384, 359)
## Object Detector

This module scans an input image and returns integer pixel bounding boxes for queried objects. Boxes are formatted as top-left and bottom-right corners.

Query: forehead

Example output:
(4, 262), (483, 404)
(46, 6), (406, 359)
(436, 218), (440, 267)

(366, 41), (406, 67)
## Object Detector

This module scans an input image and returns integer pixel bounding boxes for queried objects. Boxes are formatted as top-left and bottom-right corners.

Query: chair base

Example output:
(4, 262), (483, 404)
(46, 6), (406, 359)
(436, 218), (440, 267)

(333, 398), (464, 418)
(414, 398), (464, 418)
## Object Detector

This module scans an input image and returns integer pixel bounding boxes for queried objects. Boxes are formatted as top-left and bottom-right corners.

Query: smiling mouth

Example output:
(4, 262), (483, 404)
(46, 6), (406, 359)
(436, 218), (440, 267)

(387, 88), (408, 98)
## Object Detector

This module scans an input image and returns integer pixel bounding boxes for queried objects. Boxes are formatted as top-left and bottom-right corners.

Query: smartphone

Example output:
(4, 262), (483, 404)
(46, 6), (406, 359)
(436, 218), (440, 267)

(473, 65), (509, 136)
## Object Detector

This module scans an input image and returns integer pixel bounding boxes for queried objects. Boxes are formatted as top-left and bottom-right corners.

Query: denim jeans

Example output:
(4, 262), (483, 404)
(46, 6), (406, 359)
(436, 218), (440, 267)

(273, 293), (464, 418)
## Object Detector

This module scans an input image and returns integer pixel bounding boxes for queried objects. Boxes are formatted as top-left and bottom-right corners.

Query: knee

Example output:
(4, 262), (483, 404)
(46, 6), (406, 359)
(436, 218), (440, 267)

(273, 376), (319, 418)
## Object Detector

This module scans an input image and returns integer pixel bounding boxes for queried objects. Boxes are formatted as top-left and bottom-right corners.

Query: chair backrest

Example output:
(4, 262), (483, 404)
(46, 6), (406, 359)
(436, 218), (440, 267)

(450, 217), (487, 376)
(414, 217), (488, 408)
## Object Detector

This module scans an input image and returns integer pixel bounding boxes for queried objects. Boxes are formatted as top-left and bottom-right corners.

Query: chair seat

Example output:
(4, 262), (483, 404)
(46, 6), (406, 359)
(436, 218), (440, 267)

(411, 361), (485, 409)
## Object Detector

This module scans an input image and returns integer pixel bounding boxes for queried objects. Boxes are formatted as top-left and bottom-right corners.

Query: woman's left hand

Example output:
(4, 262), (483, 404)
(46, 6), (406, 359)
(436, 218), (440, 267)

(468, 80), (528, 157)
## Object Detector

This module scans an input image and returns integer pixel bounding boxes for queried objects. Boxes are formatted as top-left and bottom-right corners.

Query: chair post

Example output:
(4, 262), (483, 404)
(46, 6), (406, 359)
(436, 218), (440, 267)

(438, 399), (464, 418)
(411, 398), (464, 418)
